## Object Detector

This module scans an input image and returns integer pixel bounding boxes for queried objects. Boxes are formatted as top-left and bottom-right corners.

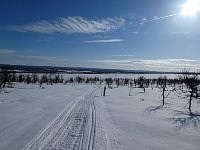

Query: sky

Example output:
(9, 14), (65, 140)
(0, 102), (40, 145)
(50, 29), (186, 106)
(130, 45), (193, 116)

(0, 0), (200, 71)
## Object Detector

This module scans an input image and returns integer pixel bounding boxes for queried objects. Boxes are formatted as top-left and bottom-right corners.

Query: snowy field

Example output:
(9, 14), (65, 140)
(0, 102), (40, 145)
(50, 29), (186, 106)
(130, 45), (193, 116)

(60, 73), (178, 80)
(0, 83), (95, 150)
(0, 74), (200, 150)
(95, 87), (200, 150)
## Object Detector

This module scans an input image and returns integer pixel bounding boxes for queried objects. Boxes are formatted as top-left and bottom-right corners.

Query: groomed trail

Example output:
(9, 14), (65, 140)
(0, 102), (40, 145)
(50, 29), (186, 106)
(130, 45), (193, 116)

(23, 87), (99, 150)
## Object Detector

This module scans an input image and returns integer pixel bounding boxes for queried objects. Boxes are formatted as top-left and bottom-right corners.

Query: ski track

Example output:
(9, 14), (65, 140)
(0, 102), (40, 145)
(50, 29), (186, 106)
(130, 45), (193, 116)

(86, 99), (96, 150)
(23, 87), (99, 150)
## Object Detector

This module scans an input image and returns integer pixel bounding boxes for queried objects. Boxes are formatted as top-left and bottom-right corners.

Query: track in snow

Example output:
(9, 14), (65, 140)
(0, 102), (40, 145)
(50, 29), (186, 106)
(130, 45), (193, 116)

(23, 87), (98, 150)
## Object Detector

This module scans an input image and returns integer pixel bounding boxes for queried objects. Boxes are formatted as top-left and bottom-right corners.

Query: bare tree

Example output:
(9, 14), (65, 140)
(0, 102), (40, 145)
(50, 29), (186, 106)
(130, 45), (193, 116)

(26, 74), (31, 84)
(157, 76), (170, 105)
(178, 73), (200, 113)
(31, 73), (39, 84)
(137, 76), (146, 93)
(0, 67), (11, 91)
(0, 73), (3, 91)
(105, 78), (113, 88)
(115, 78), (120, 87)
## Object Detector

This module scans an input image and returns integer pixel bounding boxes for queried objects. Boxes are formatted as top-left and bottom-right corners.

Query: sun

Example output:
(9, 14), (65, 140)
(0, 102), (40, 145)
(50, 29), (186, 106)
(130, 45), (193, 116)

(181, 0), (200, 16)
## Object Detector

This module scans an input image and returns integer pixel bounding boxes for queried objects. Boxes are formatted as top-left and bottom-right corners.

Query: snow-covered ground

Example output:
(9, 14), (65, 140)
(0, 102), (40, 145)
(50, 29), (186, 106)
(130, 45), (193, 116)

(0, 83), (95, 150)
(95, 86), (200, 150)
(60, 73), (178, 80)
(0, 79), (200, 150)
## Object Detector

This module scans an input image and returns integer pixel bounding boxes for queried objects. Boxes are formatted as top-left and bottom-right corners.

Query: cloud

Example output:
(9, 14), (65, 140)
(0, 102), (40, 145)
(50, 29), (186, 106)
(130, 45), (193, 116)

(153, 15), (159, 20)
(112, 54), (135, 57)
(132, 31), (138, 34)
(36, 39), (50, 42)
(37, 36), (55, 42)
(0, 48), (69, 66)
(0, 54), (68, 66)
(15, 55), (69, 64)
(88, 59), (200, 71)
(0, 49), (16, 56)
(18, 50), (32, 53)
(84, 39), (124, 43)
(134, 13), (181, 26)
(0, 49), (32, 56)
(169, 32), (190, 35)
(6, 16), (125, 34)
(15, 55), (57, 60)
(139, 17), (148, 25)
(142, 17), (148, 22)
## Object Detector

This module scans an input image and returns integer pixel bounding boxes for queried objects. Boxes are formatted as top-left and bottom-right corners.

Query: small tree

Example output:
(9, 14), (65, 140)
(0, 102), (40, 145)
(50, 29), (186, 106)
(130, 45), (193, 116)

(137, 76), (146, 93)
(0, 73), (3, 91)
(115, 78), (120, 87)
(18, 74), (24, 83)
(0, 67), (11, 90)
(10, 73), (17, 82)
(40, 74), (48, 84)
(54, 75), (59, 83)
(157, 76), (169, 105)
(105, 78), (113, 88)
(26, 74), (31, 84)
(76, 76), (84, 83)
(179, 73), (200, 112)
(124, 78), (129, 86)
(31, 73), (39, 84)
(48, 74), (54, 85)
(59, 75), (64, 83)
(69, 78), (74, 84)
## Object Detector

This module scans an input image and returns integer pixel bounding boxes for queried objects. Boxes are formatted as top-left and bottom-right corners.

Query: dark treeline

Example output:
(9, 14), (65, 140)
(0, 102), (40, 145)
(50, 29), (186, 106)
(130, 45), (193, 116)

(0, 73), (65, 86)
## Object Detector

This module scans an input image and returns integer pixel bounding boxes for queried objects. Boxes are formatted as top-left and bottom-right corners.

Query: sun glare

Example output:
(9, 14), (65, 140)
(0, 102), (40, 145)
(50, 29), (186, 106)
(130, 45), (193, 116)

(181, 0), (200, 16)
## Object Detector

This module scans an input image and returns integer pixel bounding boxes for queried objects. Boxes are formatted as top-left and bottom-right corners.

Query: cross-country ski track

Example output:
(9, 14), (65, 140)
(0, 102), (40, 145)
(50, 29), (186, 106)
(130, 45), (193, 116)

(23, 87), (99, 150)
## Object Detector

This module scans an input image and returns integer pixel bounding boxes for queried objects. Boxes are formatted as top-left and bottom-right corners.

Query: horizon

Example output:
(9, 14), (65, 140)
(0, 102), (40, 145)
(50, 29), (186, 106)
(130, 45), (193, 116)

(2, 64), (200, 74)
(0, 0), (200, 72)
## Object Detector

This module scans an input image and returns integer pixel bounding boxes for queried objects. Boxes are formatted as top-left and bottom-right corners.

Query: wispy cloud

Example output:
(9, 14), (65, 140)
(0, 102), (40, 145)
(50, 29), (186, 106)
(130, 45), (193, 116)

(134, 13), (181, 26)
(0, 49), (16, 56)
(0, 55), (68, 66)
(84, 39), (124, 43)
(37, 36), (55, 42)
(132, 31), (138, 34)
(112, 54), (135, 57)
(15, 55), (57, 60)
(88, 59), (200, 71)
(0, 48), (68, 66)
(6, 16), (125, 34)
(0, 49), (32, 56)
(36, 39), (50, 42)
(169, 31), (190, 35)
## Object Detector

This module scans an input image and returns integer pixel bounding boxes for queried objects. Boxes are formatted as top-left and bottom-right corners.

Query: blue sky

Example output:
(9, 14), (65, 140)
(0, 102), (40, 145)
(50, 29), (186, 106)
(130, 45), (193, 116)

(0, 0), (200, 71)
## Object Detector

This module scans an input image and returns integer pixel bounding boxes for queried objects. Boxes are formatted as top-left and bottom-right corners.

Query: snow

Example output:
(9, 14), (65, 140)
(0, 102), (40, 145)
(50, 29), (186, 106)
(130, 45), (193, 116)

(0, 75), (200, 150)
(60, 73), (178, 80)
(95, 86), (200, 150)
(0, 83), (94, 150)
